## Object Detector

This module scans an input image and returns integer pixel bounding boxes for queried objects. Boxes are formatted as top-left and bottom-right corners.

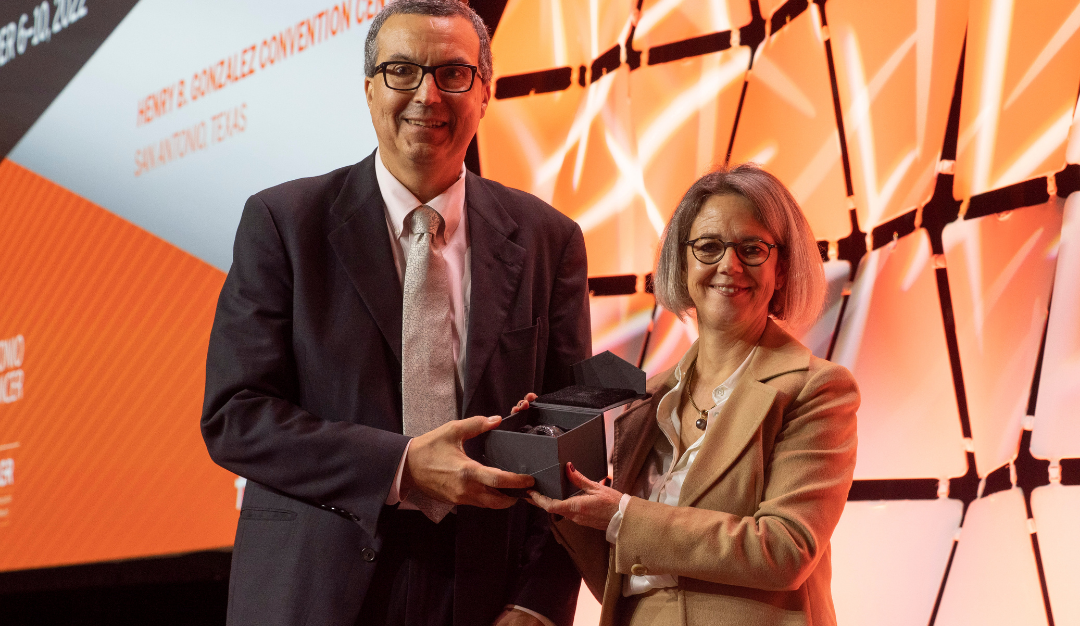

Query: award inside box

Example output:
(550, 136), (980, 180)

(466, 351), (650, 499)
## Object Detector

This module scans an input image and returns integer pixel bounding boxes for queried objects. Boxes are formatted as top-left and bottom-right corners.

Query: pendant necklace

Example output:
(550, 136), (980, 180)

(685, 363), (717, 431)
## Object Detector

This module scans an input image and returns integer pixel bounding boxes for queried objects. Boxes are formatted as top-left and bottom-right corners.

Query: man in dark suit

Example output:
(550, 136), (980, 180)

(200, 1), (591, 625)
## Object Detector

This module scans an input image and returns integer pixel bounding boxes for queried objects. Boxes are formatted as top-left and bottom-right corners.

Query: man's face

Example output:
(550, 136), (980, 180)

(365, 14), (490, 177)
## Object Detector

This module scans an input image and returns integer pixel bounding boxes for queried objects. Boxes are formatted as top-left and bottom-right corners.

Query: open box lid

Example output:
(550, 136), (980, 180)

(530, 350), (650, 414)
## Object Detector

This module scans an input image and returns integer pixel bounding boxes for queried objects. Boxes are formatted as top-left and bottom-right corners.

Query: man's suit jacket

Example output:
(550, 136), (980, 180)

(554, 320), (858, 626)
(201, 152), (591, 626)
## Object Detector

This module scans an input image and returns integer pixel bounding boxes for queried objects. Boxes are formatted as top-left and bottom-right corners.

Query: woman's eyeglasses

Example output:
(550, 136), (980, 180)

(684, 237), (779, 266)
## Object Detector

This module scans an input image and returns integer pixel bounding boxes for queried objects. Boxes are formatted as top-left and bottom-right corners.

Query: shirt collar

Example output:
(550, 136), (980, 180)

(374, 148), (466, 243)
(672, 340), (756, 403)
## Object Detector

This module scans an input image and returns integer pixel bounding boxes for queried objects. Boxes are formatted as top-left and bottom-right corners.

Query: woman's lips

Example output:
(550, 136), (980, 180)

(710, 284), (749, 296)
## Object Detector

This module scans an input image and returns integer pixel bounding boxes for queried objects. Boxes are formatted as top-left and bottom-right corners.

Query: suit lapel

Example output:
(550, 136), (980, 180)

(677, 320), (810, 507)
(461, 173), (525, 415)
(327, 153), (404, 362)
(612, 381), (668, 493)
(677, 381), (775, 507)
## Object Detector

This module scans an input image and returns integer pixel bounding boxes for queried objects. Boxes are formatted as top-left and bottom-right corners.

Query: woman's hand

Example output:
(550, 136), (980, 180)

(528, 462), (622, 531)
(510, 393), (538, 414)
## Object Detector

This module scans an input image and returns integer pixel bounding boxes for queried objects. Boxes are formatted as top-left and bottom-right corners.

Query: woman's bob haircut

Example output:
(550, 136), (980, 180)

(654, 163), (827, 332)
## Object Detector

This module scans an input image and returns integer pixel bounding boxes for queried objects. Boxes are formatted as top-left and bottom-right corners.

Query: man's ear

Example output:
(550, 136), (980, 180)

(479, 79), (491, 118)
(364, 76), (375, 108)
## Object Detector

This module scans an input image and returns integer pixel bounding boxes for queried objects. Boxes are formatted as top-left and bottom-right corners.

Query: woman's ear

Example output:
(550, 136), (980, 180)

(775, 258), (788, 291)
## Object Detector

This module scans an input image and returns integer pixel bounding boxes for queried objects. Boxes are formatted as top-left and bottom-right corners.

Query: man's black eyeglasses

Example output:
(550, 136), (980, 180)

(684, 237), (779, 266)
(374, 62), (480, 93)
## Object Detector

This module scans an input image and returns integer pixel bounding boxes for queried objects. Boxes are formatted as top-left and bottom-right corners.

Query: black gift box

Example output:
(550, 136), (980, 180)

(466, 351), (650, 499)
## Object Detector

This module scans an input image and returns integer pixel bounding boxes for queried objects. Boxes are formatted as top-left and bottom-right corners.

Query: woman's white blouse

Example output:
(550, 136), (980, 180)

(605, 342), (756, 596)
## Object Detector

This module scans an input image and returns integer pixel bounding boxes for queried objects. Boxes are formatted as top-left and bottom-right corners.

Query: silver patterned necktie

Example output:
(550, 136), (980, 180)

(401, 205), (457, 522)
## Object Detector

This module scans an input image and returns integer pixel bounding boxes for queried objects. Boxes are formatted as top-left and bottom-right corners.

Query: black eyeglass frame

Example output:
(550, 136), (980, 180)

(684, 237), (780, 267)
(373, 61), (481, 93)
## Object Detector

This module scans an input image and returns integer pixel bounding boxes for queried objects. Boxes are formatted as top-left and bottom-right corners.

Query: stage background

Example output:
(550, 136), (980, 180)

(1, 0), (1079, 624)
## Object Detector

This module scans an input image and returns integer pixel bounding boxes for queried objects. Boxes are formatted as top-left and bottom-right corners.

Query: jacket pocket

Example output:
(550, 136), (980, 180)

(499, 318), (543, 353)
(240, 507), (297, 521)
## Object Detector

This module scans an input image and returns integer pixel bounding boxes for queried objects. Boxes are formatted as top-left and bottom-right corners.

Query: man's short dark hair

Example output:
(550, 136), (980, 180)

(364, 0), (494, 82)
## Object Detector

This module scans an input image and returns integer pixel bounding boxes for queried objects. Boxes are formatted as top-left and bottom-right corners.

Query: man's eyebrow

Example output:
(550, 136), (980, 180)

(381, 53), (475, 65)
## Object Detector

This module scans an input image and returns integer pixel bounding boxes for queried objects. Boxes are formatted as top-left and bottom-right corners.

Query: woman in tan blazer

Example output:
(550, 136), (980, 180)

(529, 164), (859, 626)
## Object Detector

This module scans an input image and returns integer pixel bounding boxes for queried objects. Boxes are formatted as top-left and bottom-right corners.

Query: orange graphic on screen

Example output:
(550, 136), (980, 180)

(827, 0), (968, 232)
(0, 160), (236, 571)
(954, 0), (1080, 199)
(728, 4), (850, 242)
(944, 199), (1063, 477)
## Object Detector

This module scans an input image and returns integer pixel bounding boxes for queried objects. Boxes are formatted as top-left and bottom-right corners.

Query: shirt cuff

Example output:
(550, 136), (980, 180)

(605, 493), (632, 544)
(384, 439), (412, 505)
(505, 605), (556, 626)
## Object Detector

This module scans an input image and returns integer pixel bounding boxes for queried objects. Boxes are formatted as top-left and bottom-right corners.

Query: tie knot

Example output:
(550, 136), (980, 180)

(408, 205), (444, 238)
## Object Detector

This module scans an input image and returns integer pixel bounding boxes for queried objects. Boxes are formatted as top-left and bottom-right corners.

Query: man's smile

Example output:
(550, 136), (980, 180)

(404, 118), (448, 128)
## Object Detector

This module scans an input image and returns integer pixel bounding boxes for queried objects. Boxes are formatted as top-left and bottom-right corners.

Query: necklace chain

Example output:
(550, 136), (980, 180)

(685, 363), (717, 430)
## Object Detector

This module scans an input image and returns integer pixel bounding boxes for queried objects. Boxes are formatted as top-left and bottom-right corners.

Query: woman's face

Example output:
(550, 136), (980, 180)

(685, 194), (785, 338)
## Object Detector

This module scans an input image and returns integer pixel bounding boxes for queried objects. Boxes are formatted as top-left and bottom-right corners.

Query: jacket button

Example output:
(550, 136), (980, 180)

(630, 564), (648, 576)
(361, 548), (376, 562)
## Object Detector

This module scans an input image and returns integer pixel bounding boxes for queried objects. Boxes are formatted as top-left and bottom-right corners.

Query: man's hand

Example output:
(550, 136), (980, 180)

(403, 415), (534, 509)
(529, 462), (622, 531)
(491, 608), (546, 626)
